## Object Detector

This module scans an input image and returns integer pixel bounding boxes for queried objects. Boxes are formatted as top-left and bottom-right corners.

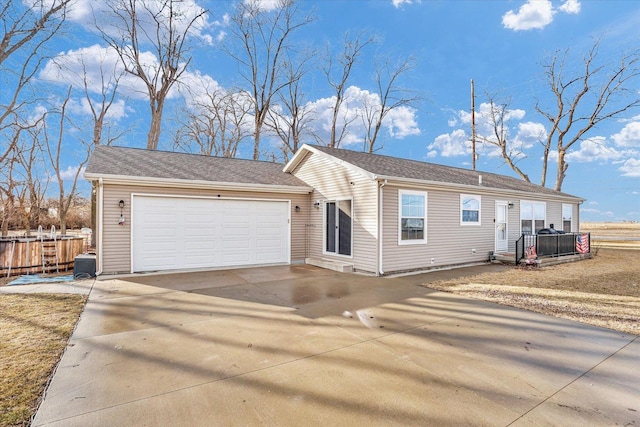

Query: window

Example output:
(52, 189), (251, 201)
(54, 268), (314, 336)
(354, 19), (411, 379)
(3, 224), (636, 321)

(399, 190), (427, 244)
(520, 201), (546, 234)
(460, 194), (481, 225)
(562, 204), (573, 233)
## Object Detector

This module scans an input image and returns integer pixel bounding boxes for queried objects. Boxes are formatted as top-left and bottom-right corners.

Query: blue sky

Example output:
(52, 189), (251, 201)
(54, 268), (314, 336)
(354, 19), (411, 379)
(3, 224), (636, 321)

(23, 0), (640, 221)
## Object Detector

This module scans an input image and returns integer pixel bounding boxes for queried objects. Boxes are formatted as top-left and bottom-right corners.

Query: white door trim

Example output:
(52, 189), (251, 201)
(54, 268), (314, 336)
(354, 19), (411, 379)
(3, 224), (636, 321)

(495, 200), (509, 253)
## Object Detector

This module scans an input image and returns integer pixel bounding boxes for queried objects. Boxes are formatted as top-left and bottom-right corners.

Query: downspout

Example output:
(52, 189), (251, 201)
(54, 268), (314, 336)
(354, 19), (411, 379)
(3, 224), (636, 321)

(378, 179), (387, 276)
(95, 178), (103, 276)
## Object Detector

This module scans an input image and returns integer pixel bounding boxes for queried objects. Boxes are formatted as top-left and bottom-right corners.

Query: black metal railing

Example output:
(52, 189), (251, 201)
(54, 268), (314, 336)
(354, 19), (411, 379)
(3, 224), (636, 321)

(515, 232), (590, 264)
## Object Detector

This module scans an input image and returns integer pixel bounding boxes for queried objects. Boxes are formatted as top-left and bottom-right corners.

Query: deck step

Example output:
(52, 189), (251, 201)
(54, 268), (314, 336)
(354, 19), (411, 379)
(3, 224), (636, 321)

(305, 257), (354, 273)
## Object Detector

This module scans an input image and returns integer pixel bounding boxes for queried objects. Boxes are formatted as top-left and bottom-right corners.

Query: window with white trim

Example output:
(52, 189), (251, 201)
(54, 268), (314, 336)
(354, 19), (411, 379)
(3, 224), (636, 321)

(562, 204), (573, 233)
(460, 194), (481, 225)
(399, 190), (427, 244)
(520, 201), (546, 234)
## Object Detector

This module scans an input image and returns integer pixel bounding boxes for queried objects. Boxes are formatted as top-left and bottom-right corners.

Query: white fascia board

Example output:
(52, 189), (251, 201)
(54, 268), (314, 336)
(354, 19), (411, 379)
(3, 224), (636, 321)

(374, 175), (585, 203)
(283, 144), (376, 181)
(83, 173), (313, 194)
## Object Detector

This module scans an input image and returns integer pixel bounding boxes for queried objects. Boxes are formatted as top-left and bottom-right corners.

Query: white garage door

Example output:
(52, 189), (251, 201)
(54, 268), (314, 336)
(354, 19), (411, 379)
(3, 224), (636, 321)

(132, 196), (290, 272)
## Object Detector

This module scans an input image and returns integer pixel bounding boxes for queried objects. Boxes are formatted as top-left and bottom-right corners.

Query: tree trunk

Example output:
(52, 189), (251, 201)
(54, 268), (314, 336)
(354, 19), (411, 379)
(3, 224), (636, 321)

(253, 124), (261, 160)
(555, 149), (568, 191)
(147, 103), (163, 150)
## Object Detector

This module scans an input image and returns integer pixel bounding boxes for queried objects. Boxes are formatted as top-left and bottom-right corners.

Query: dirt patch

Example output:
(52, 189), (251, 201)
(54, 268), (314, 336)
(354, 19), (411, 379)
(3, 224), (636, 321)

(425, 249), (640, 335)
(0, 294), (85, 426)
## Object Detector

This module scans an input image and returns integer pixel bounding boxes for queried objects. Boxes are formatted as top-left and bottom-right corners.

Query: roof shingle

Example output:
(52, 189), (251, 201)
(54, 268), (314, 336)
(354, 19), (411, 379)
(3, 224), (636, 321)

(85, 146), (308, 188)
(308, 145), (582, 199)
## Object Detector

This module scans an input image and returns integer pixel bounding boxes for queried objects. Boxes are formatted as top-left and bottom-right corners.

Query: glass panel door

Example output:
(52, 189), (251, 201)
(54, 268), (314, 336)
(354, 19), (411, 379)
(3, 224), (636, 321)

(325, 202), (336, 253)
(337, 200), (352, 256)
(495, 202), (508, 253)
(325, 200), (352, 256)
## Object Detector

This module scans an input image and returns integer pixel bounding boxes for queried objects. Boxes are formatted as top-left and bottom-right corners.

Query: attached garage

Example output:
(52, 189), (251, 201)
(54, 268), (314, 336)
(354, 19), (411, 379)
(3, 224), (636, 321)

(131, 195), (290, 272)
(84, 146), (311, 276)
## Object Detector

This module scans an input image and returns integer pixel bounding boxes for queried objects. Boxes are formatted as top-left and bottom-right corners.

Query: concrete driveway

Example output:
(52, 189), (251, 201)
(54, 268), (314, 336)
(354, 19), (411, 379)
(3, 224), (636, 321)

(33, 264), (639, 426)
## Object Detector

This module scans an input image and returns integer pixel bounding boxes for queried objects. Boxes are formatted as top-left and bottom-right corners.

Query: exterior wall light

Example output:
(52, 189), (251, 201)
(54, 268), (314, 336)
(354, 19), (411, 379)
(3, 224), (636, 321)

(118, 199), (125, 225)
(295, 205), (301, 212)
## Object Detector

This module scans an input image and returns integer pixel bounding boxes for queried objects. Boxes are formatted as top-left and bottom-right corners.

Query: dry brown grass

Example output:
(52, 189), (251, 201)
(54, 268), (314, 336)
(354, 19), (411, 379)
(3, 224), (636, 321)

(426, 249), (640, 335)
(0, 294), (85, 426)
(581, 221), (640, 237)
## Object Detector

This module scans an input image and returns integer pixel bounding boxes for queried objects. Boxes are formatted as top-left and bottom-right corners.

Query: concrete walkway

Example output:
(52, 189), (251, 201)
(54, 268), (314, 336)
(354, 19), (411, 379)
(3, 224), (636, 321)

(24, 264), (639, 426)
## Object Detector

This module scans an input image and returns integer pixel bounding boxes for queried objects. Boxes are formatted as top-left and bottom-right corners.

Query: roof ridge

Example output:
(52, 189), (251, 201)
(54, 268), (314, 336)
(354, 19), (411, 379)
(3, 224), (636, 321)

(96, 145), (286, 166)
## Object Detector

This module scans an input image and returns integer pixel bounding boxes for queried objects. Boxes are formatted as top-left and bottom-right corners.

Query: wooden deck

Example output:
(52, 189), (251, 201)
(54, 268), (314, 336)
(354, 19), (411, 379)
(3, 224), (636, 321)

(492, 252), (592, 267)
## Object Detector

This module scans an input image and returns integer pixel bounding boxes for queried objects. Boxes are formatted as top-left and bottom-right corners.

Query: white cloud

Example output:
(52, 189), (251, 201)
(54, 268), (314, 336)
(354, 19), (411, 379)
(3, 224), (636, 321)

(434, 102), (533, 158)
(247, 0), (278, 11)
(565, 137), (623, 162)
(39, 45), (127, 92)
(611, 121), (640, 148)
(304, 85), (421, 147)
(427, 129), (469, 158)
(502, 0), (581, 31)
(59, 165), (86, 181)
(502, 0), (555, 31)
(386, 106), (421, 139)
(558, 0), (581, 14)
(619, 158), (640, 177)
(67, 97), (129, 121)
(513, 121), (547, 149)
(39, 44), (188, 101)
(392, 0), (419, 8)
(61, 0), (215, 45)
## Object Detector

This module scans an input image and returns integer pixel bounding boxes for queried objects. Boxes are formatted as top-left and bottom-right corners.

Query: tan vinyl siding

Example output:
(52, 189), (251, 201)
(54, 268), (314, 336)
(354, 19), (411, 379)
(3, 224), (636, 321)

(382, 185), (496, 273)
(292, 153), (378, 273)
(507, 202), (520, 253)
(100, 183), (309, 275)
(547, 201), (562, 230)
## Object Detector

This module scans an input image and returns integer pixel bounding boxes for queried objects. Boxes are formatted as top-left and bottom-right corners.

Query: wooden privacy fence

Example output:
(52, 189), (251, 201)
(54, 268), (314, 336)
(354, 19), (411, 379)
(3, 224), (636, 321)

(0, 237), (85, 277)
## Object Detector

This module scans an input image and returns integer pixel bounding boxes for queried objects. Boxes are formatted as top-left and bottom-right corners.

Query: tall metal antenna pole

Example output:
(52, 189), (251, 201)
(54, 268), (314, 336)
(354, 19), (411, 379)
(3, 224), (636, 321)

(471, 79), (476, 171)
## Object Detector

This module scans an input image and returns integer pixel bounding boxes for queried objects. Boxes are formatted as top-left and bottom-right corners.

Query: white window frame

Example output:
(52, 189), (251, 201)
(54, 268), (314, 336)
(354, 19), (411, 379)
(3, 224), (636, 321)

(520, 200), (546, 235)
(398, 189), (427, 245)
(460, 194), (481, 226)
(562, 203), (573, 233)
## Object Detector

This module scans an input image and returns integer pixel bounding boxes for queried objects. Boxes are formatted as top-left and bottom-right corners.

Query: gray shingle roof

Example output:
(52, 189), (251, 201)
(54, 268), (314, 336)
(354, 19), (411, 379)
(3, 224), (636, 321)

(309, 145), (582, 200)
(85, 146), (309, 188)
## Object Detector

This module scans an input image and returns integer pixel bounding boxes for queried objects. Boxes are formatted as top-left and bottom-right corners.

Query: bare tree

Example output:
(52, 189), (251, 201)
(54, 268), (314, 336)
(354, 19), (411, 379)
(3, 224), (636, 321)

(323, 31), (375, 148)
(175, 87), (252, 158)
(266, 55), (317, 161)
(536, 39), (640, 190)
(98, 0), (207, 150)
(477, 94), (532, 182)
(225, 0), (314, 160)
(1, 0), (71, 167)
(361, 56), (419, 153)
(10, 121), (49, 236)
(42, 87), (93, 235)
(0, 0), (70, 65)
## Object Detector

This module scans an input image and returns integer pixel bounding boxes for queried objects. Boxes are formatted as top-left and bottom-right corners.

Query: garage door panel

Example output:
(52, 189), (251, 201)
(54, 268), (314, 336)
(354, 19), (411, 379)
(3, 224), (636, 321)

(132, 196), (289, 272)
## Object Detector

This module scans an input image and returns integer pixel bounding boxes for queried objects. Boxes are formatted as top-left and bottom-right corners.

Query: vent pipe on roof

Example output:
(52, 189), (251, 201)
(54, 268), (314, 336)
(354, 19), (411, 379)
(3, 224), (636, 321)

(478, 174), (483, 186)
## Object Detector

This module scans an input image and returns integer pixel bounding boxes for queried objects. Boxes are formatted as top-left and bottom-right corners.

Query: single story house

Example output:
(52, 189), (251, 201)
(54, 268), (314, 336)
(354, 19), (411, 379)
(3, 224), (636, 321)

(84, 144), (584, 276)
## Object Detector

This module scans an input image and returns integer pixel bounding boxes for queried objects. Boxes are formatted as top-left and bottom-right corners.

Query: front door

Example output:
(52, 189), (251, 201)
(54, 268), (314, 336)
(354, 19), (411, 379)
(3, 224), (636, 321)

(325, 200), (352, 256)
(495, 201), (508, 253)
